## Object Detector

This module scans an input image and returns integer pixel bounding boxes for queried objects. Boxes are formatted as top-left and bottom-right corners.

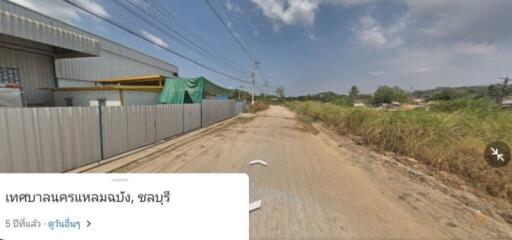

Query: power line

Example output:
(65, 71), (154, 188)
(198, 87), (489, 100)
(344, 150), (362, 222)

(204, 0), (271, 103)
(211, 0), (269, 86)
(62, 0), (249, 83)
(128, 0), (251, 75)
(115, 0), (250, 77)
(217, 0), (256, 59)
(204, 0), (256, 62)
(140, 0), (251, 74)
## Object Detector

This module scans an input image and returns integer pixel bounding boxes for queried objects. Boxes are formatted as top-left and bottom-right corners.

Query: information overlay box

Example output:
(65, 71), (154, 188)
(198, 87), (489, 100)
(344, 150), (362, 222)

(0, 174), (249, 240)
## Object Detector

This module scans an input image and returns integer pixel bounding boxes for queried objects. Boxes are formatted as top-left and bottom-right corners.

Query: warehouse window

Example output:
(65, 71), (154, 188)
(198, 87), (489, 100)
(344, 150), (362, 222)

(0, 67), (21, 86)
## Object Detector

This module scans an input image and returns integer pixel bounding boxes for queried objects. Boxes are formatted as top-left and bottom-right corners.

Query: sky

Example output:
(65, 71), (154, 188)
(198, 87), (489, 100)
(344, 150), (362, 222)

(8, 0), (512, 96)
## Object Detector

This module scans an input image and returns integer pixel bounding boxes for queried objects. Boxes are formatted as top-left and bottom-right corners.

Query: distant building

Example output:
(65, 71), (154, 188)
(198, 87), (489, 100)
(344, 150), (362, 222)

(502, 99), (512, 108)
(353, 102), (366, 108)
(412, 98), (424, 105)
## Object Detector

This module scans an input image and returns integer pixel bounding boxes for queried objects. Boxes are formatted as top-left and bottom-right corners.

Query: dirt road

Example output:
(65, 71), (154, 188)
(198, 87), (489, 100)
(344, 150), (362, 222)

(83, 106), (512, 238)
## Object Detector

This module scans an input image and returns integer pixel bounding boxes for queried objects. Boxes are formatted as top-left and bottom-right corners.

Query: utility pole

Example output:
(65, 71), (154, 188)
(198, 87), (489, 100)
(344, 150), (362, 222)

(263, 81), (268, 99)
(252, 61), (260, 105)
(238, 85), (242, 100)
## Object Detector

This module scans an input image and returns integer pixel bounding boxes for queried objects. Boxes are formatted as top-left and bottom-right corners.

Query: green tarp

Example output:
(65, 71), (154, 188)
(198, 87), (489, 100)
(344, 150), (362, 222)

(159, 77), (233, 104)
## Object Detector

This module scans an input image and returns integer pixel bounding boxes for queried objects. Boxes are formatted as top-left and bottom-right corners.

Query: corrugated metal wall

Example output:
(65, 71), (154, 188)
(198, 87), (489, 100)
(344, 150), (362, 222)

(101, 106), (129, 158)
(0, 107), (100, 172)
(184, 104), (201, 132)
(202, 100), (236, 127)
(55, 38), (178, 84)
(0, 101), (243, 172)
(101, 104), (187, 158)
(155, 104), (183, 141)
(235, 102), (245, 115)
(0, 41), (55, 105)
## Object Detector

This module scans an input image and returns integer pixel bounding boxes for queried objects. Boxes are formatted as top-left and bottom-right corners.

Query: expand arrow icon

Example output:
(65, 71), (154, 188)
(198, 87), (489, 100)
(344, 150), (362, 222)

(491, 147), (505, 162)
(86, 220), (91, 227)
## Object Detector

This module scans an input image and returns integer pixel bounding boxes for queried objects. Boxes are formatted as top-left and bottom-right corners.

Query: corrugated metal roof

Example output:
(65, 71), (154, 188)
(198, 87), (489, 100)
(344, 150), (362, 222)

(0, 0), (100, 56)
(99, 38), (178, 74)
(0, 0), (177, 72)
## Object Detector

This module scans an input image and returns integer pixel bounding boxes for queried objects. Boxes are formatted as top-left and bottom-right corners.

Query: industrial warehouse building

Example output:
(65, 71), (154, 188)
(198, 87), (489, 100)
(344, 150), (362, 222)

(0, 0), (178, 106)
(0, 0), (244, 173)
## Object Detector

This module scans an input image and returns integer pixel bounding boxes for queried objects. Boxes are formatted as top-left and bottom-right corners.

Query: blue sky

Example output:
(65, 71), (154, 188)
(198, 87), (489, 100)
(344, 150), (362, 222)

(10, 0), (512, 96)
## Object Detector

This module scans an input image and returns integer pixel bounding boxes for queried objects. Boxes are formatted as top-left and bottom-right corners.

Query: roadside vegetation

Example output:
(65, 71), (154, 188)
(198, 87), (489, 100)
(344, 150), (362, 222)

(248, 100), (269, 113)
(285, 85), (512, 204)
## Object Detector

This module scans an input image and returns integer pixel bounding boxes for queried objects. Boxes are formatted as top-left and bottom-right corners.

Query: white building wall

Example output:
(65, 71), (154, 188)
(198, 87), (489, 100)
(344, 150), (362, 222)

(54, 90), (160, 107)
(122, 91), (160, 105)
(54, 91), (121, 107)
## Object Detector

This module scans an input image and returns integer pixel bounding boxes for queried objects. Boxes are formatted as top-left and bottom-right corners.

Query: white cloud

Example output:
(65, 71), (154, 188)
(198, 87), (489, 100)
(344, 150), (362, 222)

(405, 0), (512, 43)
(352, 15), (404, 48)
(82, 0), (109, 17)
(9, 0), (80, 22)
(391, 47), (452, 75)
(353, 15), (387, 48)
(8, 0), (109, 23)
(251, 0), (376, 27)
(252, 0), (512, 48)
(454, 42), (496, 55)
(225, 0), (243, 14)
(369, 71), (385, 76)
(251, 0), (319, 26)
(349, 0), (511, 83)
(141, 31), (168, 48)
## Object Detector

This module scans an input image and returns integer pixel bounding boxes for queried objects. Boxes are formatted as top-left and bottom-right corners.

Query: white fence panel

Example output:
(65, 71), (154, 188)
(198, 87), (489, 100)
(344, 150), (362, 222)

(144, 105), (157, 145)
(101, 106), (129, 158)
(0, 107), (100, 172)
(202, 100), (236, 127)
(0, 101), (242, 172)
(235, 102), (245, 114)
(125, 105), (154, 150)
(184, 104), (201, 132)
(155, 104), (183, 141)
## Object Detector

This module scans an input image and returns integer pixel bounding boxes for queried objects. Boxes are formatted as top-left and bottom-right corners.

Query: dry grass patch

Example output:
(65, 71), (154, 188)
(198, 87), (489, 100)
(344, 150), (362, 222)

(286, 101), (512, 204)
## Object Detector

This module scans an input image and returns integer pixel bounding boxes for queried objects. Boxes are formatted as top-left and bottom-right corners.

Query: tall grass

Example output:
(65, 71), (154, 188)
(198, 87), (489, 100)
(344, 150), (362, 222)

(286, 100), (512, 202)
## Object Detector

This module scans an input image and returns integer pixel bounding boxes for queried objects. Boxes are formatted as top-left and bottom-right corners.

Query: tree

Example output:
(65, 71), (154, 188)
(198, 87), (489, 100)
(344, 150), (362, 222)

(373, 86), (409, 105)
(275, 86), (285, 99)
(392, 86), (410, 103)
(430, 89), (458, 101)
(348, 86), (360, 100)
(373, 86), (395, 104)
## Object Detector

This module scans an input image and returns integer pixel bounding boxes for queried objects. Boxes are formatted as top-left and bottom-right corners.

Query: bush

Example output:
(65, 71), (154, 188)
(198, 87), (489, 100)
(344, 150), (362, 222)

(286, 101), (512, 202)
(430, 97), (500, 116)
(248, 100), (269, 113)
(373, 86), (410, 105)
